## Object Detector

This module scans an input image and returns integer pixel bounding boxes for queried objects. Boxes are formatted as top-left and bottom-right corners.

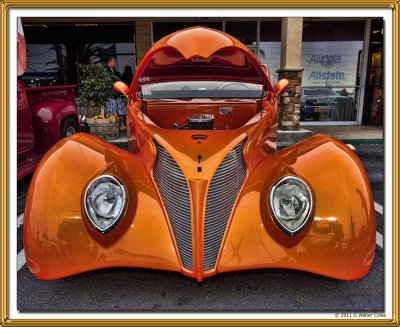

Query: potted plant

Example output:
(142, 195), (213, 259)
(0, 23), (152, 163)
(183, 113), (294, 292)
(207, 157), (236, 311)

(78, 63), (120, 139)
(78, 63), (115, 114)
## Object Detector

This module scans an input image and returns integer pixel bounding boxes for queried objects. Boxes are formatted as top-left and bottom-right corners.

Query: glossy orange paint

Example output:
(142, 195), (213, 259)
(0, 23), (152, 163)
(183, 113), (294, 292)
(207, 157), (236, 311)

(24, 27), (375, 281)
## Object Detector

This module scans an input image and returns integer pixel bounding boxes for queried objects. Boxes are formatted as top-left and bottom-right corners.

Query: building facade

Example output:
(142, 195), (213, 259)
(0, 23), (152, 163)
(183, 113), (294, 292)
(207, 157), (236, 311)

(21, 17), (383, 128)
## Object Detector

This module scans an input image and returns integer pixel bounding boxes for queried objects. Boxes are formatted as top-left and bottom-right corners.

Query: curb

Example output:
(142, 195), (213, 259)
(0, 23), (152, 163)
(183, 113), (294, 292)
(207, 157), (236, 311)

(278, 139), (383, 147)
(339, 139), (383, 145)
(111, 138), (383, 147)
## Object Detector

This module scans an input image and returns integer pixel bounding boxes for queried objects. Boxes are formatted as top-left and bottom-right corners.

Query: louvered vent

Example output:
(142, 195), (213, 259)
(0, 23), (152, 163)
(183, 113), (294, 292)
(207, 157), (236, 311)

(153, 143), (193, 270)
(203, 140), (247, 271)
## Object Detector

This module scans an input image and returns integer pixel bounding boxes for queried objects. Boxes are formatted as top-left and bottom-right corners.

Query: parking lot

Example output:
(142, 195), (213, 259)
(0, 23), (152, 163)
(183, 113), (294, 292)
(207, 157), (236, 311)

(16, 143), (384, 312)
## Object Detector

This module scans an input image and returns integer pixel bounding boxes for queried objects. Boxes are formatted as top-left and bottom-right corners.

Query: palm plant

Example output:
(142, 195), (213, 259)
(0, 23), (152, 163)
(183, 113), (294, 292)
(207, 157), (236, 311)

(46, 44), (67, 85)
(77, 44), (101, 64)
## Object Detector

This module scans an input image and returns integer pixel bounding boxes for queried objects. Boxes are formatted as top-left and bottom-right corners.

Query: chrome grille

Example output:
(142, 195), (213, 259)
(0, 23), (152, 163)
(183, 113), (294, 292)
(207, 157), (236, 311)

(203, 140), (247, 271)
(153, 143), (193, 270)
(187, 114), (214, 123)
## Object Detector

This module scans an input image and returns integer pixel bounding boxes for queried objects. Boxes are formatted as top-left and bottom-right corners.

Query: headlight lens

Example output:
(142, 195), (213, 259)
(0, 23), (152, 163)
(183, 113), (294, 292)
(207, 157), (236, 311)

(84, 174), (126, 233)
(269, 176), (312, 235)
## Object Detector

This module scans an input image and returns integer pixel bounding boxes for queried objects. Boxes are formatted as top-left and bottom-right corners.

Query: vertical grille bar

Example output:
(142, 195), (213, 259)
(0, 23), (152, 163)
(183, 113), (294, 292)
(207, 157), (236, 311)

(153, 143), (193, 271)
(203, 140), (247, 271)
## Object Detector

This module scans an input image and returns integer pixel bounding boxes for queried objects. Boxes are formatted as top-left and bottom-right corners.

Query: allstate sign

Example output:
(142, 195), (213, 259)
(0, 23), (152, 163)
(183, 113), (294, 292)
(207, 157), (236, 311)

(301, 41), (363, 87)
(309, 54), (341, 68)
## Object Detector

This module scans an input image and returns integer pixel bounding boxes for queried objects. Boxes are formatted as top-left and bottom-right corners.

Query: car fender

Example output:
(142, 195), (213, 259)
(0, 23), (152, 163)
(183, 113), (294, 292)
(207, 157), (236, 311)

(218, 134), (375, 280)
(23, 133), (181, 280)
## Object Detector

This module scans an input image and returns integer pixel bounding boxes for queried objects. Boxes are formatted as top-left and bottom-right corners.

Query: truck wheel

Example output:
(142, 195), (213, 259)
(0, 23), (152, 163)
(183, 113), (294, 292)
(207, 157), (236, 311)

(61, 118), (78, 138)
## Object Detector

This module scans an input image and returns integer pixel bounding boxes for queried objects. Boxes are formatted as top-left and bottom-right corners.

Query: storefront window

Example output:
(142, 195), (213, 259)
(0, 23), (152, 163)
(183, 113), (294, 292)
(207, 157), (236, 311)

(152, 22), (223, 43)
(225, 21), (257, 46)
(23, 23), (136, 86)
(22, 44), (67, 87)
(22, 42), (135, 87)
(78, 43), (135, 76)
(301, 21), (364, 122)
(300, 87), (358, 121)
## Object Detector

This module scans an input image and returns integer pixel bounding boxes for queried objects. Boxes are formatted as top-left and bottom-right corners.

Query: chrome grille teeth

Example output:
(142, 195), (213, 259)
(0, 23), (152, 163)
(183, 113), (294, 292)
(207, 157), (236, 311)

(153, 140), (246, 273)
(153, 143), (193, 270)
(203, 140), (247, 271)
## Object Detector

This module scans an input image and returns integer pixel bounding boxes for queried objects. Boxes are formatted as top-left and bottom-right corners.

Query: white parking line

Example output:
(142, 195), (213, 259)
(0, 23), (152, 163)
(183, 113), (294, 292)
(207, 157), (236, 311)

(374, 202), (383, 249)
(17, 214), (27, 271)
(17, 249), (26, 271)
(346, 144), (356, 150)
(376, 232), (383, 249)
(374, 202), (383, 215)
(17, 213), (24, 228)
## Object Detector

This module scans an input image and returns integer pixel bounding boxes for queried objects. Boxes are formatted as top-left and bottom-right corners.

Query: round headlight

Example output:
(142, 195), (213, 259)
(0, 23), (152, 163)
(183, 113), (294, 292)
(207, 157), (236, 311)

(84, 174), (126, 233)
(269, 176), (313, 235)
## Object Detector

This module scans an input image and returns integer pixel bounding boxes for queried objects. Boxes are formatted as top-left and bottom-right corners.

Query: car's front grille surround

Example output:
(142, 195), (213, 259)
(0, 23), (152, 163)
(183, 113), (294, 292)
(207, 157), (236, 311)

(153, 142), (193, 271)
(153, 139), (247, 273)
(203, 140), (247, 271)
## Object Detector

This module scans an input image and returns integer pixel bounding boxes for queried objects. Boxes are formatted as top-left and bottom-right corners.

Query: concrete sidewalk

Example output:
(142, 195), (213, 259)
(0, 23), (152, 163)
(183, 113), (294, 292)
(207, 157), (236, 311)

(304, 125), (383, 144)
(109, 129), (128, 143)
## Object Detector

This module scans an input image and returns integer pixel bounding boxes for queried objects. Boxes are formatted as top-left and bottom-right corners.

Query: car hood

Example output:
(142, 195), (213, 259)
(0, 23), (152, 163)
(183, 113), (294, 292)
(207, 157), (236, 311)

(152, 129), (248, 182)
(133, 27), (271, 89)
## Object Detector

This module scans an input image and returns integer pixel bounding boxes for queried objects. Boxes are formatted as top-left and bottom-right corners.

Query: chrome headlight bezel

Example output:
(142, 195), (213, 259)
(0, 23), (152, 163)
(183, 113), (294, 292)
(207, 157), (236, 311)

(83, 174), (127, 233)
(268, 176), (313, 236)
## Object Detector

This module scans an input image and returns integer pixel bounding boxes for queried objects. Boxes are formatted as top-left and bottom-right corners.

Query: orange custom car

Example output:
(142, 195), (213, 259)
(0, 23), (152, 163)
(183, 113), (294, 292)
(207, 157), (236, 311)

(24, 27), (375, 282)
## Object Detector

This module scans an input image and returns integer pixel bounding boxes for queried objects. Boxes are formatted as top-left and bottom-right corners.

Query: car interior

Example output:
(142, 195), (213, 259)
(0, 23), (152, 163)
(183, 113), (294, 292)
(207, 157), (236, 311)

(131, 80), (265, 131)
(140, 98), (261, 130)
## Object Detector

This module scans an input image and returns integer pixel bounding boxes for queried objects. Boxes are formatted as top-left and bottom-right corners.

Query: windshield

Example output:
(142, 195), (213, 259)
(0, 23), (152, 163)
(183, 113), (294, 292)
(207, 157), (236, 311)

(140, 81), (263, 99)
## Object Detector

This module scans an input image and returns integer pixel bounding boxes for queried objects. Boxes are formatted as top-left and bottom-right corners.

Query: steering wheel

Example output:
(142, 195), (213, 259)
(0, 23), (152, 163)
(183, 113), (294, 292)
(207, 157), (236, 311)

(216, 82), (251, 90)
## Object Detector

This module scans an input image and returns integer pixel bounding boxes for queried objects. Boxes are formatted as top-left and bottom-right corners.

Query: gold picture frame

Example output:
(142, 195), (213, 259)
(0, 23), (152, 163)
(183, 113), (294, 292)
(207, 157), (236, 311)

(0, 1), (398, 325)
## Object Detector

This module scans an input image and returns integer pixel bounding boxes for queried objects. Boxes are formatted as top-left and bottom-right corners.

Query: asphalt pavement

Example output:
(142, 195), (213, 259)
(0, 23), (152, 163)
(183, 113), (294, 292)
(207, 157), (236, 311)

(16, 143), (384, 312)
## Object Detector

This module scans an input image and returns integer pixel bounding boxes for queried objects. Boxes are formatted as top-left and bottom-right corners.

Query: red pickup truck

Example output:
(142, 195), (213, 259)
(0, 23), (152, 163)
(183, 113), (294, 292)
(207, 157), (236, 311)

(17, 19), (80, 180)
(17, 81), (80, 180)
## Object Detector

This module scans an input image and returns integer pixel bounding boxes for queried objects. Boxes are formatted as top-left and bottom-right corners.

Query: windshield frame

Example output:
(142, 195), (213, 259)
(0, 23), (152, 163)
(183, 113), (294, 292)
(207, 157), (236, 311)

(138, 80), (265, 100)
